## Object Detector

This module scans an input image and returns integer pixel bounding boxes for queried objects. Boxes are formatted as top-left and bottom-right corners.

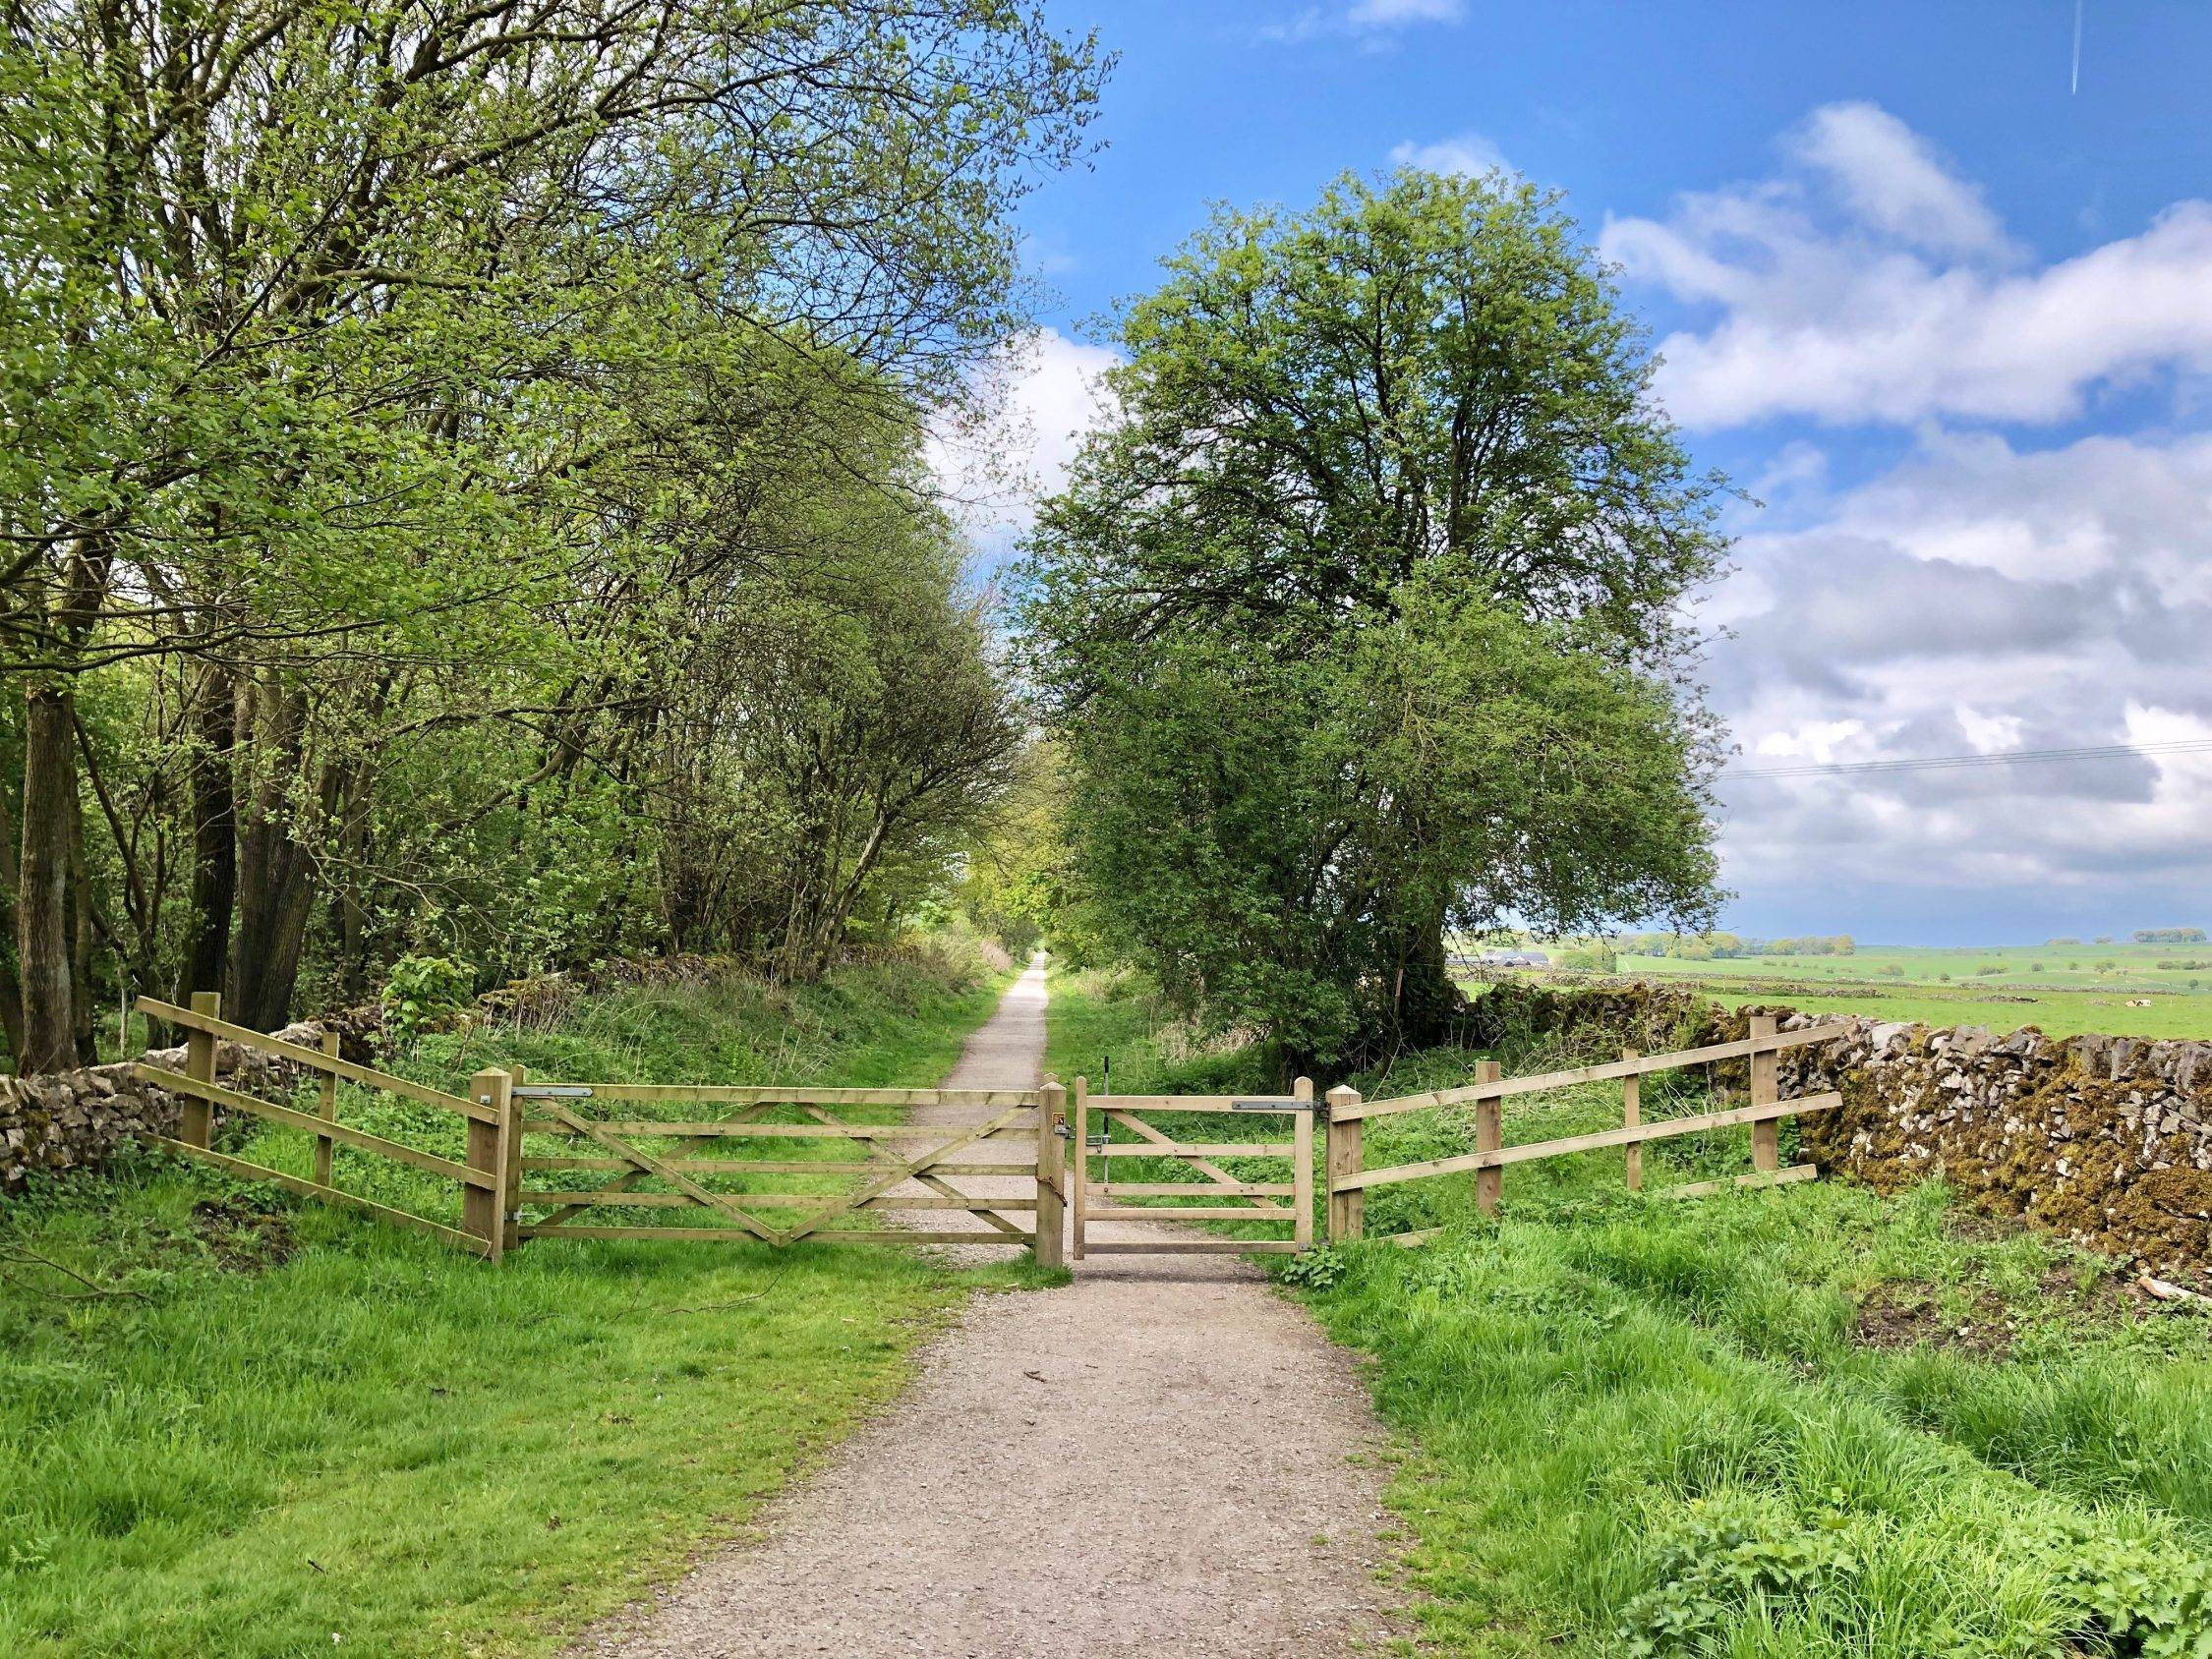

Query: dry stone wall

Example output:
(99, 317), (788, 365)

(1469, 981), (2212, 1284)
(0, 1018), (339, 1193)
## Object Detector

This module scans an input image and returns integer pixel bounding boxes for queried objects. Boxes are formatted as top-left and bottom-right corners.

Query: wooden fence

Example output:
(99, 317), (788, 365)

(1323, 1015), (1850, 1244)
(135, 993), (1844, 1266)
(135, 994), (512, 1259)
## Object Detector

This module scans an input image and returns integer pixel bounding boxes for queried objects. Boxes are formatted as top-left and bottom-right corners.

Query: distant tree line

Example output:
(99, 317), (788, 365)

(1616, 933), (1857, 960)
(2133, 928), (2208, 944)
(0, 0), (1105, 1065)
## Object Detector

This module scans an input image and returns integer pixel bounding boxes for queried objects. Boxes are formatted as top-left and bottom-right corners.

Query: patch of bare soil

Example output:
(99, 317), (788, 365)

(1856, 1284), (2016, 1356)
(190, 1192), (297, 1271)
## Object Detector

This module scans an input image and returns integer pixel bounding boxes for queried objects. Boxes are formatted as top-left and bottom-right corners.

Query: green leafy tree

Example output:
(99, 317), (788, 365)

(1021, 171), (1726, 1062)
(0, 0), (1104, 1050)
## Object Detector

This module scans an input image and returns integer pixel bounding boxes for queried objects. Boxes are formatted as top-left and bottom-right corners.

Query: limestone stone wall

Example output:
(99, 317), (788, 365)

(0, 1018), (338, 1192)
(1468, 980), (2212, 1284)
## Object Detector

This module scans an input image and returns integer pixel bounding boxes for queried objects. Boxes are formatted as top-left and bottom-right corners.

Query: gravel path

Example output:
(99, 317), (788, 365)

(579, 959), (1409, 1658)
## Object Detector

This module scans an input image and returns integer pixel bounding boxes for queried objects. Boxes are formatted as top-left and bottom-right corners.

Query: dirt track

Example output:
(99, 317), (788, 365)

(580, 959), (1408, 1657)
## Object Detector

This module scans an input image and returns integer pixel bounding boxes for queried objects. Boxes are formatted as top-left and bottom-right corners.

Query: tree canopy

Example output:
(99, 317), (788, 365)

(0, 0), (1104, 1062)
(1020, 170), (1726, 1065)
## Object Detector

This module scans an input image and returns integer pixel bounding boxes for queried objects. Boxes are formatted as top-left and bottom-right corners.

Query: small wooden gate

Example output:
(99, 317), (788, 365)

(513, 1082), (1064, 1264)
(1069, 1078), (1313, 1258)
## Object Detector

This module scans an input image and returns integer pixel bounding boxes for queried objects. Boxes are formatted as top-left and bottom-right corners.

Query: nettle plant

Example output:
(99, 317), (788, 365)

(1619, 1502), (2212, 1656)
(2054, 1530), (2212, 1658)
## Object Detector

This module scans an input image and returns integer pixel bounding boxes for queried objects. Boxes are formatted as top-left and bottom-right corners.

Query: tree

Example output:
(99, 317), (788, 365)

(1021, 170), (1725, 1064)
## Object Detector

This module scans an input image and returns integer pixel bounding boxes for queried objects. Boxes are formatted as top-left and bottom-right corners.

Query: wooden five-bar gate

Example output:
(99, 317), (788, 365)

(510, 1080), (1060, 1255)
(133, 993), (1847, 1266)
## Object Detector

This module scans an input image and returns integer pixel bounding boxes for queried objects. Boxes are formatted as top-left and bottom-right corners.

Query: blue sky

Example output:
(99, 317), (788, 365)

(957, 0), (2212, 945)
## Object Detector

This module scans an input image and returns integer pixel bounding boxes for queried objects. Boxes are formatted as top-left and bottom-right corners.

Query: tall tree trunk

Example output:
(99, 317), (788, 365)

(231, 679), (329, 1029)
(0, 775), (29, 1066)
(17, 684), (79, 1072)
(66, 770), (98, 1063)
(1372, 907), (1463, 1061)
(177, 663), (238, 1005)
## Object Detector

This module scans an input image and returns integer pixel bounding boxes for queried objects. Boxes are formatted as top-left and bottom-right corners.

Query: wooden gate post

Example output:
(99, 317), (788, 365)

(1292, 1075), (1314, 1252)
(180, 991), (220, 1149)
(1325, 1085), (1363, 1242)
(1748, 1015), (1779, 1173)
(466, 1068), (513, 1262)
(501, 1063), (528, 1255)
(1474, 1059), (1503, 1216)
(1035, 1080), (1067, 1270)
(1070, 1075), (1088, 1262)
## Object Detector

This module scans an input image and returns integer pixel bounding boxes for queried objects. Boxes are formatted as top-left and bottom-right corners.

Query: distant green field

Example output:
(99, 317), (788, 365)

(1533, 942), (2212, 1040)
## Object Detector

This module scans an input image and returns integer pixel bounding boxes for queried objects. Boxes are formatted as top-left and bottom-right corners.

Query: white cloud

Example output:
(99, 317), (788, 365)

(1602, 103), (2212, 429)
(1710, 430), (2212, 910)
(927, 328), (1120, 559)
(1262, 0), (1462, 43)
(1388, 132), (1508, 178)
(1787, 102), (2012, 259)
(1348, 0), (1463, 24)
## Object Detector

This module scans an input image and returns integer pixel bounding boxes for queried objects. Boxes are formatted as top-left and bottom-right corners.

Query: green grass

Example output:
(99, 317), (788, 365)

(0, 944), (1032, 1657)
(1598, 942), (2212, 1041)
(1051, 971), (2212, 1654)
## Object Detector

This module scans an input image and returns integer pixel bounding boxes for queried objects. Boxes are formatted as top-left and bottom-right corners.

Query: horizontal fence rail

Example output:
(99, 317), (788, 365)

(135, 994), (509, 1259)
(1333, 1094), (1844, 1191)
(1326, 1016), (1849, 1245)
(1335, 1023), (1852, 1121)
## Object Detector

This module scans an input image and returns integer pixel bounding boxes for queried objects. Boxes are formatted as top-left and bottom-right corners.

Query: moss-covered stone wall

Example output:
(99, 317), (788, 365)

(1469, 981), (2212, 1285)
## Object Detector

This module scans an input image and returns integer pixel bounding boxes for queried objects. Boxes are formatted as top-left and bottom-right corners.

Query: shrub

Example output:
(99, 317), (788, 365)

(1619, 1501), (1859, 1654)
(380, 955), (475, 1050)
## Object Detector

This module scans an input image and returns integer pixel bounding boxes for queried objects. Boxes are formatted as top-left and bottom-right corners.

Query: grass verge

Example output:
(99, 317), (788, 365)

(0, 943), (1025, 1657)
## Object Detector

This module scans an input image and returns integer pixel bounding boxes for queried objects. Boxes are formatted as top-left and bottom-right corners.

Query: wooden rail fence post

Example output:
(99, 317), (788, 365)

(466, 1068), (512, 1262)
(1035, 1079), (1067, 1270)
(1622, 1048), (1642, 1192)
(180, 991), (220, 1149)
(1748, 1015), (1779, 1173)
(313, 1030), (340, 1187)
(1071, 1075), (1088, 1262)
(1325, 1085), (1363, 1242)
(1474, 1059), (1503, 1216)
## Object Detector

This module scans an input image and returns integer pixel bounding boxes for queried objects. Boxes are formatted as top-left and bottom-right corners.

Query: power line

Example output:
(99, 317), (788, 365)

(1728, 737), (2212, 782)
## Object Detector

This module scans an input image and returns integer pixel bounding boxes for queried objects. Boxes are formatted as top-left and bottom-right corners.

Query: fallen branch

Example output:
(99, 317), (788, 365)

(660, 1290), (771, 1315)
(0, 1246), (148, 1301)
